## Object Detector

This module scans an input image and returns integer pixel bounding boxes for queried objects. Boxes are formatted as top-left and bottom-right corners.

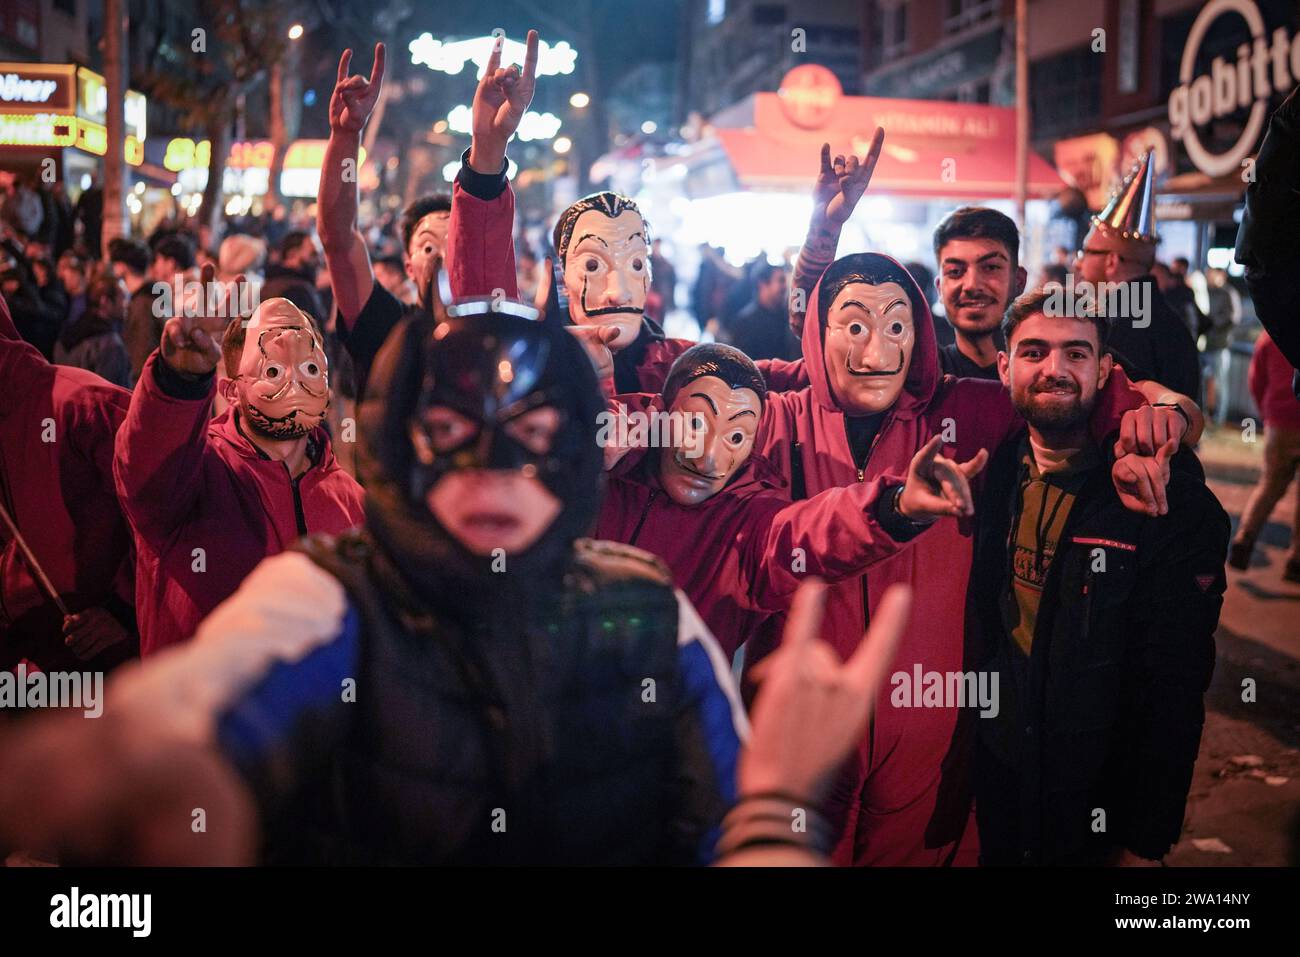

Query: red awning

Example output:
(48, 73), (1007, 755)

(708, 93), (1064, 200)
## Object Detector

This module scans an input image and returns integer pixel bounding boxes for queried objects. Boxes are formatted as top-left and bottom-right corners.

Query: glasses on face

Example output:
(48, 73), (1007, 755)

(1076, 248), (1108, 259)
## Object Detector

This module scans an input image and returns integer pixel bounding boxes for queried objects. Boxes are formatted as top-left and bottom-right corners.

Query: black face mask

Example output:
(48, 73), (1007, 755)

(408, 304), (589, 506)
(358, 307), (605, 612)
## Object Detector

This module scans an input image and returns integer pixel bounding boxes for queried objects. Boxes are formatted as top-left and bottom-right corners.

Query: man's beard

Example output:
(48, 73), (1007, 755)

(1016, 380), (1092, 433)
(243, 401), (322, 439)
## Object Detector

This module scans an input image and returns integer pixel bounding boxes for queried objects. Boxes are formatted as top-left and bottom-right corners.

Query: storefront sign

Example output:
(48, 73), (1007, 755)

(1168, 0), (1299, 177)
(867, 25), (1003, 101)
(0, 63), (74, 113)
(777, 64), (842, 129)
(166, 137), (364, 198)
(0, 62), (144, 164)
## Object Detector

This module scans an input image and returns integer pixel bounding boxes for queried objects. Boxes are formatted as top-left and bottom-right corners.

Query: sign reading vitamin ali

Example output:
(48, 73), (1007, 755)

(778, 64), (842, 129)
(1168, 0), (1299, 177)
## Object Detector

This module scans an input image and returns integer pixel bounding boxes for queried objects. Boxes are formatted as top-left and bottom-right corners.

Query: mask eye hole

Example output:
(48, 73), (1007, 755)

(299, 360), (323, 378)
(632, 258), (644, 272)
(887, 320), (906, 337)
(263, 363), (285, 380)
(419, 407), (478, 453)
(848, 321), (865, 337)
(504, 406), (561, 455)
(584, 257), (600, 273)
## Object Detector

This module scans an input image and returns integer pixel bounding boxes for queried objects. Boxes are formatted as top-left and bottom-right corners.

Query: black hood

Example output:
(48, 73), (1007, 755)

(358, 309), (606, 617)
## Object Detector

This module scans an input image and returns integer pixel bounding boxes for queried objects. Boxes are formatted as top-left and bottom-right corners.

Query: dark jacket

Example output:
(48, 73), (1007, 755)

(219, 531), (741, 865)
(52, 305), (131, 388)
(1106, 275), (1201, 401)
(122, 284), (162, 384)
(968, 435), (1228, 865)
(1236, 87), (1300, 390)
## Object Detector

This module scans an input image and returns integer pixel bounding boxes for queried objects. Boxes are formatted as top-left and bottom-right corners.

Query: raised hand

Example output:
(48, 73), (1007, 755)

(330, 43), (386, 133)
(160, 263), (238, 376)
(1112, 438), (1175, 517)
(567, 323), (621, 383)
(469, 30), (539, 172)
(1115, 403), (1187, 457)
(813, 129), (885, 227)
(898, 434), (988, 522)
(741, 580), (909, 802)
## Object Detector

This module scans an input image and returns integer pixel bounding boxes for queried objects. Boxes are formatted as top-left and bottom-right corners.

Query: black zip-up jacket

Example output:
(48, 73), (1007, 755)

(1236, 87), (1300, 396)
(968, 434), (1228, 865)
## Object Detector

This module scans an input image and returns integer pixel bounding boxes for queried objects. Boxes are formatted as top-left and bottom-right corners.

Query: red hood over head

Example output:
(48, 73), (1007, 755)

(801, 252), (940, 422)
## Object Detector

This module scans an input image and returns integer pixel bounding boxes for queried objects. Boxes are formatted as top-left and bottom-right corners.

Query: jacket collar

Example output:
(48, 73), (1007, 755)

(213, 407), (331, 472)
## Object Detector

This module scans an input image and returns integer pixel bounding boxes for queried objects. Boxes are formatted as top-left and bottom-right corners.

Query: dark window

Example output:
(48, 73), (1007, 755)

(752, 4), (787, 26)
(882, 2), (908, 61)
(1030, 46), (1101, 140)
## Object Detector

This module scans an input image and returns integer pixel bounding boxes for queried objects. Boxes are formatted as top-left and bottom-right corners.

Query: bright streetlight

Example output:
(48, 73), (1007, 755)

(288, 23), (304, 40)
(569, 91), (590, 109)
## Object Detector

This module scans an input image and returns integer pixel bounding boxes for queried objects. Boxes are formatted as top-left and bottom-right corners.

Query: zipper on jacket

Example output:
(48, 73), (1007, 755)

(286, 464), (308, 537)
(628, 490), (659, 547)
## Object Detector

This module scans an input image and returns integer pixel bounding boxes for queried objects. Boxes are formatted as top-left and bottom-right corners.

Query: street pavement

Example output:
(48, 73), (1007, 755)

(1168, 425), (1300, 867)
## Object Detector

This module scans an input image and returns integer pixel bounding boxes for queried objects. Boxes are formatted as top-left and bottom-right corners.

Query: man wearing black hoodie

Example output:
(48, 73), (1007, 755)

(261, 230), (326, 325)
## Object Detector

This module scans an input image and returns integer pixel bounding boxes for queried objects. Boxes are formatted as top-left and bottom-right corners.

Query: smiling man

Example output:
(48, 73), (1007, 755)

(742, 249), (1204, 866)
(969, 288), (1228, 866)
(932, 207), (1027, 380)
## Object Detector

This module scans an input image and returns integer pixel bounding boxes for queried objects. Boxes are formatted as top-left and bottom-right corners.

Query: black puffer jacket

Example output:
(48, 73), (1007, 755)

(1236, 86), (1300, 396)
(968, 435), (1228, 865)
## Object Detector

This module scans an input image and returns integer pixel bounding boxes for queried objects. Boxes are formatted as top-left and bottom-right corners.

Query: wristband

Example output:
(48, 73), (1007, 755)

(1152, 402), (1191, 438)
(715, 793), (835, 859)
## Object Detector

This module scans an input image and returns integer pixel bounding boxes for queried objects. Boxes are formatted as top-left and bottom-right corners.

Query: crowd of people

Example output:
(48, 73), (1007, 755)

(0, 28), (1296, 868)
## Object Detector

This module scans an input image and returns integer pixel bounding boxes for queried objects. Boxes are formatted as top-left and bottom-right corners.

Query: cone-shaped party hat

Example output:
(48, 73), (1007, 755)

(1092, 149), (1158, 244)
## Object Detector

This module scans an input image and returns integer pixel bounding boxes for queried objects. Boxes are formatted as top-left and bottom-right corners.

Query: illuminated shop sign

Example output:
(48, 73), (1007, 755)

(1168, 0), (1299, 176)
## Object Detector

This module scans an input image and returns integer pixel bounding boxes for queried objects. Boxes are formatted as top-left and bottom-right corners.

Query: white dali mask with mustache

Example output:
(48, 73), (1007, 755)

(561, 207), (651, 350)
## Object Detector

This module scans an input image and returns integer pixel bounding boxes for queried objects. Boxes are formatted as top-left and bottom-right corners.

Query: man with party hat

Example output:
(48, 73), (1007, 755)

(1072, 150), (1201, 400)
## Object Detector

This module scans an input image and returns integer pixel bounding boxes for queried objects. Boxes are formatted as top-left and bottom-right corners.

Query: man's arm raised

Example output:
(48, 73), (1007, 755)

(318, 43), (385, 327)
(788, 132), (884, 338)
